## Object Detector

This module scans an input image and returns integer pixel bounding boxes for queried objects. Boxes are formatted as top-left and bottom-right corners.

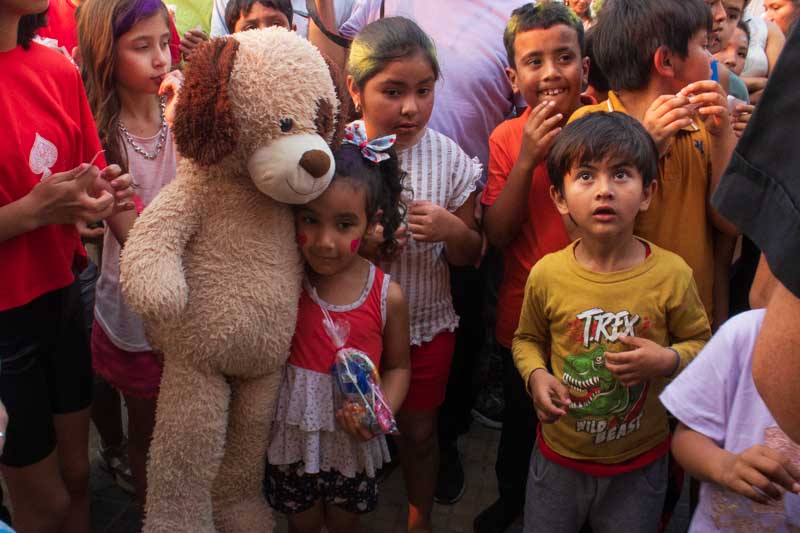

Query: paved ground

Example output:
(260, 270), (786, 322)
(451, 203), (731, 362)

(89, 423), (507, 533)
(88, 420), (690, 532)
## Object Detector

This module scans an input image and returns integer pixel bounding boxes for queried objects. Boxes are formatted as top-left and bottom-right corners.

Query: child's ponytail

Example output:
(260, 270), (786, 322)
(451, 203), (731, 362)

(374, 150), (408, 258)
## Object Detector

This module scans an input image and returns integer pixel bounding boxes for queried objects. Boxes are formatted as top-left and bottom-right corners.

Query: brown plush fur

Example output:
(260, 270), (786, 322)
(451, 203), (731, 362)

(320, 53), (348, 150)
(120, 28), (341, 533)
(173, 38), (241, 167)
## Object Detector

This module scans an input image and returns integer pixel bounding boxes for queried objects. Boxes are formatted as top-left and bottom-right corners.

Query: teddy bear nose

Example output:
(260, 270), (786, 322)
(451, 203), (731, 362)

(299, 150), (331, 179)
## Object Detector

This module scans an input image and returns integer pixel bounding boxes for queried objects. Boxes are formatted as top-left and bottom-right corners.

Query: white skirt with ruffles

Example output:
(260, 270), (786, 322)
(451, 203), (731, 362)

(267, 364), (390, 478)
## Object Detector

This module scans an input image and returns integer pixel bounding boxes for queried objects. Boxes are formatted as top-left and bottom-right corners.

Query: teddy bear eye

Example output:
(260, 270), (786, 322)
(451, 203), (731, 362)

(279, 118), (294, 132)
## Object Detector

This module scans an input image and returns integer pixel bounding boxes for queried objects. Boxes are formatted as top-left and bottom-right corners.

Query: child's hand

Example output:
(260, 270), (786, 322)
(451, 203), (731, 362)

(336, 402), (377, 442)
(679, 80), (731, 137)
(159, 70), (185, 130)
(519, 101), (563, 167)
(731, 102), (755, 138)
(604, 335), (677, 386)
(76, 220), (105, 240)
(97, 165), (136, 216)
(28, 164), (114, 227)
(718, 445), (800, 504)
(529, 369), (571, 423)
(359, 222), (408, 262)
(642, 94), (694, 156)
(407, 201), (459, 243)
(179, 28), (209, 61)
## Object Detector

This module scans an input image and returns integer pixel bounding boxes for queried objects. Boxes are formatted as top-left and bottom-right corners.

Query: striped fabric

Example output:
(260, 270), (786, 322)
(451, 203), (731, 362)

(379, 125), (482, 345)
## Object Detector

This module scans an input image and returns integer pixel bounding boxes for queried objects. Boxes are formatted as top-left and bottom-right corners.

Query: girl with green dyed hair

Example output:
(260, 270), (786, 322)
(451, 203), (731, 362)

(346, 15), (484, 533)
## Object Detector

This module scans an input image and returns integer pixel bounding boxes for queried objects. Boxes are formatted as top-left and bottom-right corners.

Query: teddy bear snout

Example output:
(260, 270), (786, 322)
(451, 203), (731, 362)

(299, 150), (331, 179)
(247, 133), (335, 204)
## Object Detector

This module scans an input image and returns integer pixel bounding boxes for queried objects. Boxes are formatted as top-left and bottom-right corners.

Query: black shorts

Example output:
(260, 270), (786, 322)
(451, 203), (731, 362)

(264, 461), (378, 515)
(0, 281), (93, 467)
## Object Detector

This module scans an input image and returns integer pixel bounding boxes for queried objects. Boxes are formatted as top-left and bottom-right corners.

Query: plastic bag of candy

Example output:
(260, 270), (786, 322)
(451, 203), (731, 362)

(316, 291), (398, 435)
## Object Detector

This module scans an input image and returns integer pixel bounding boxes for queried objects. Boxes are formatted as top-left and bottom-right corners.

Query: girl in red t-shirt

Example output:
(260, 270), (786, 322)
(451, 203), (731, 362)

(266, 143), (411, 532)
(0, 4), (134, 532)
(76, 0), (182, 511)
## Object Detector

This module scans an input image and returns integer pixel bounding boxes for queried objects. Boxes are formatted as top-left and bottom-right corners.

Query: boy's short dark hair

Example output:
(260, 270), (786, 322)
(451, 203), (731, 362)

(585, 26), (610, 94)
(225, 0), (293, 33)
(18, 12), (48, 49)
(547, 112), (659, 195)
(503, 1), (585, 68)
(592, 0), (712, 91)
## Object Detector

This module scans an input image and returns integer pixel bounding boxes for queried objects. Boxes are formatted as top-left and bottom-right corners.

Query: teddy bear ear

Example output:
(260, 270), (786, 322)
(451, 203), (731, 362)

(320, 52), (350, 152)
(173, 37), (241, 167)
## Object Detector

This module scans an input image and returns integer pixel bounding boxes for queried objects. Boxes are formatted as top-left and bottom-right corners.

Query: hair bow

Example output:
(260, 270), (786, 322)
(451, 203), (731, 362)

(343, 121), (397, 163)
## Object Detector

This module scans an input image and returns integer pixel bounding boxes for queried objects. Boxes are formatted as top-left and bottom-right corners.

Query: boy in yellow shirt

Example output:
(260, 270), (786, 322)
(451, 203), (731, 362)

(513, 112), (710, 532)
(569, 0), (739, 328)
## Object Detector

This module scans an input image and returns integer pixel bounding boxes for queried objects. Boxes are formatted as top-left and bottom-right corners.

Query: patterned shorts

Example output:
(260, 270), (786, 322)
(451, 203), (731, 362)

(264, 461), (378, 515)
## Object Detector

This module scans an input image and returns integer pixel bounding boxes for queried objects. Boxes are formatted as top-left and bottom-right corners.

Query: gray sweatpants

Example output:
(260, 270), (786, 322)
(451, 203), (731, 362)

(523, 441), (667, 533)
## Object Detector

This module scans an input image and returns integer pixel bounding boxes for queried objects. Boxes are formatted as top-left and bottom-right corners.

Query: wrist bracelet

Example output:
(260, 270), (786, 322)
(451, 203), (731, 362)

(667, 347), (681, 377)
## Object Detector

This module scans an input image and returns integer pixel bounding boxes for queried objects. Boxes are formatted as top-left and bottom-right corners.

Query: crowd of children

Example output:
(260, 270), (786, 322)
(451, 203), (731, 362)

(1, 0), (800, 532)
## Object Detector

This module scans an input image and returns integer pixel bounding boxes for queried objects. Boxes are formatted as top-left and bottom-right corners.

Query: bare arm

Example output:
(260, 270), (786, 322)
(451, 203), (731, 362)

(677, 80), (738, 235)
(749, 254), (780, 309)
(711, 232), (736, 330)
(484, 102), (562, 248)
(0, 165), (114, 243)
(0, 196), (40, 243)
(106, 208), (138, 246)
(689, 76), (738, 236)
(765, 21), (786, 75)
(673, 422), (800, 503)
(708, 137), (739, 236)
(307, 0), (348, 77)
(672, 423), (732, 486)
(703, 97), (740, 235)
(379, 281), (411, 413)
(443, 192), (482, 266)
(484, 155), (538, 249)
(753, 281), (800, 443)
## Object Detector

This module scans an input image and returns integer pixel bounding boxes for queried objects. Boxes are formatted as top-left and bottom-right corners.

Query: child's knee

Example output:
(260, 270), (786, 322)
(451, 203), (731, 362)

(18, 482), (71, 530)
(60, 459), (90, 496)
(324, 503), (360, 533)
(287, 503), (325, 533)
(399, 426), (436, 454)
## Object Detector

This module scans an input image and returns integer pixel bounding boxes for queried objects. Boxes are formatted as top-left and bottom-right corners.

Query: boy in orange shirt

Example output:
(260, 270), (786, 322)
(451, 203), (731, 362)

(477, 3), (591, 531)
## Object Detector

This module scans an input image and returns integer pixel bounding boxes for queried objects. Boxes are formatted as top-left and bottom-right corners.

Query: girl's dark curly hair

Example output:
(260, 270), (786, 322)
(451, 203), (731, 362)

(18, 12), (48, 49)
(334, 143), (408, 258)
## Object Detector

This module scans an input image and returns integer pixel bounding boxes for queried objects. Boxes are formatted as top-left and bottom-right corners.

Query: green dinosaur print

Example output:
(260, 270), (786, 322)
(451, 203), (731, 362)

(562, 345), (645, 419)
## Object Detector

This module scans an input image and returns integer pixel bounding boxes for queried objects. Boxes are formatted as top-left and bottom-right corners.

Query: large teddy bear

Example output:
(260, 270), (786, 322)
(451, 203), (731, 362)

(120, 28), (343, 533)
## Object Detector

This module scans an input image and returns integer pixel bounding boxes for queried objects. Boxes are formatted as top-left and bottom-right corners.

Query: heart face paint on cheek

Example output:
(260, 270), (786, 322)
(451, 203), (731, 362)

(297, 233), (308, 247)
(350, 239), (361, 254)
